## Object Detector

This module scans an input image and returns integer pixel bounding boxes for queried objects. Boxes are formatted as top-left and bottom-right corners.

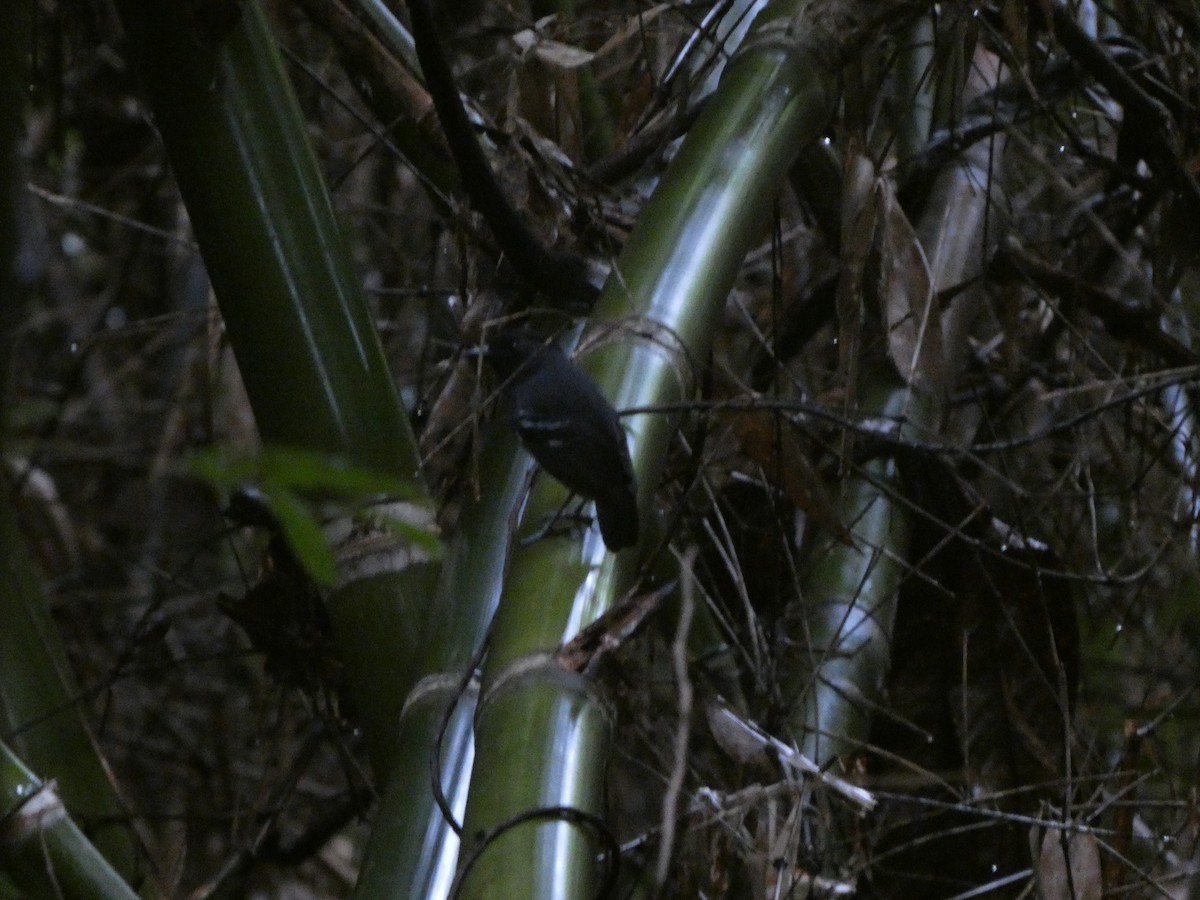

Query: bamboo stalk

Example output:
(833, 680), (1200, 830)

(787, 384), (914, 765)
(111, 0), (439, 780)
(0, 740), (139, 900)
(455, 1), (885, 894)
(784, 41), (1008, 769)
(353, 424), (531, 900)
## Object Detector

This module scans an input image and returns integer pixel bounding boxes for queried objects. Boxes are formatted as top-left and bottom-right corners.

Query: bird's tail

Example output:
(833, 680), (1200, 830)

(596, 489), (639, 551)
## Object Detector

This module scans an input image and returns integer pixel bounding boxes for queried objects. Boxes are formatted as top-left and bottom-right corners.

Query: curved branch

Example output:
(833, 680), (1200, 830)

(406, 0), (597, 304)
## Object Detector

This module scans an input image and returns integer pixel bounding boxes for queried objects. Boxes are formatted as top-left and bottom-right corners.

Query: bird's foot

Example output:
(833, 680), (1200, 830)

(518, 505), (593, 546)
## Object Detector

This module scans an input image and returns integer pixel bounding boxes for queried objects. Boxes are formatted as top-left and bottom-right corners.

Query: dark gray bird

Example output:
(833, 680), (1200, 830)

(482, 331), (639, 551)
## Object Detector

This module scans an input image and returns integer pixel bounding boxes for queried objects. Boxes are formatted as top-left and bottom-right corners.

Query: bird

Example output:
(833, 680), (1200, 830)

(481, 331), (639, 551)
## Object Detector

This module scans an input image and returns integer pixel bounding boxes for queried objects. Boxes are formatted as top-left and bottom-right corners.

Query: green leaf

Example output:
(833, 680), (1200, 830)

(263, 486), (337, 585)
(188, 445), (421, 500)
(187, 445), (440, 584)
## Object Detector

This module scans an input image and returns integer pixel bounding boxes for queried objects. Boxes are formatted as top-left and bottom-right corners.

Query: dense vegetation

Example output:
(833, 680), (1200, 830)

(4, 0), (1200, 897)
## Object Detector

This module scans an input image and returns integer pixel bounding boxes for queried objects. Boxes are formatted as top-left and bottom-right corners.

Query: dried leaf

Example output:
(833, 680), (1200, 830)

(874, 179), (944, 393)
(512, 29), (595, 71)
(1000, 0), (1029, 67)
(705, 699), (876, 810)
(511, 5), (673, 73)
(726, 408), (851, 544)
(593, 4), (671, 59)
(1032, 829), (1102, 900)
(556, 581), (672, 674)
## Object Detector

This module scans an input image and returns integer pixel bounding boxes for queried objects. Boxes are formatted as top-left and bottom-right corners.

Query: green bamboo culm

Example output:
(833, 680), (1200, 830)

(353, 423), (532, 900)
(454, 0), (872, 894)
(0, 492), (146, 889)
(0, 740), (140, 900)
(110, 0), (440, 779)
(784, 383), (914, 766)
(111, 0), (415, 473)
